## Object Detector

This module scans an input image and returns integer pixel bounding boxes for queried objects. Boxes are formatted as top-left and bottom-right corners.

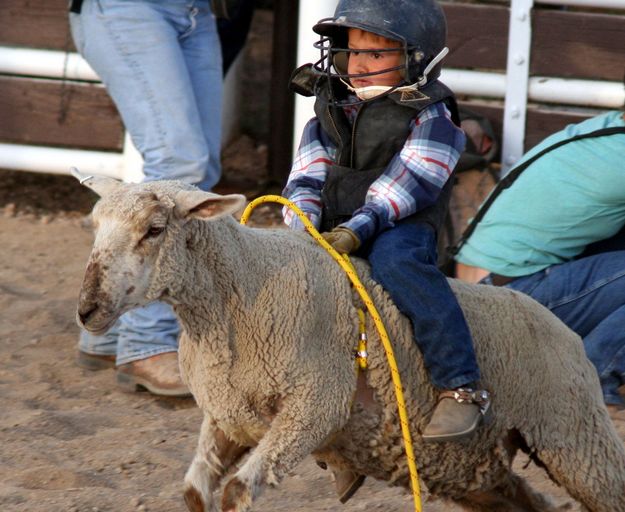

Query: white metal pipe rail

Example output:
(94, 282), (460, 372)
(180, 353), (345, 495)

(1, 47), (620, 114)
(439, 70), (624, 109)
(0, 47), (98, 81)
(539, 0), (625, 7)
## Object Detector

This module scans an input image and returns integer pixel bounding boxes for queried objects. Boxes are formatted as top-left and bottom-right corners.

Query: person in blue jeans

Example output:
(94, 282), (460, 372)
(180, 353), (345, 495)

(69, 0), (224, 396)
(455, 110), (625, 412)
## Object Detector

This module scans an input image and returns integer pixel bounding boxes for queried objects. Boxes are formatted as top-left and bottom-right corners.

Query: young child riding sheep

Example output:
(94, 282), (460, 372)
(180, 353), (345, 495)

(283, 0), (489, 499)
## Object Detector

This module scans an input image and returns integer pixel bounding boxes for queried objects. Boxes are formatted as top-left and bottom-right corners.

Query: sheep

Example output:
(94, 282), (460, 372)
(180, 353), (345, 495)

(72, 171), (625, 512)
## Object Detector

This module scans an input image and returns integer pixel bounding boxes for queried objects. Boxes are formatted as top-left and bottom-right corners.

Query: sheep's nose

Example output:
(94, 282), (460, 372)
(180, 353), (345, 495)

(77, 303), (99, 325)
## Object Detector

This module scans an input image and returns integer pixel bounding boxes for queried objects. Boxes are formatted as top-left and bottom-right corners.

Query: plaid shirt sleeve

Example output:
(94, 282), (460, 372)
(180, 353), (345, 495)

(341, 102), (466, 243)
(281, 117), (336, 230)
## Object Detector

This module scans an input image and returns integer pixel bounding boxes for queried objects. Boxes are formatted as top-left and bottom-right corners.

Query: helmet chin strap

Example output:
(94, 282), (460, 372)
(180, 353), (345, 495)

(341, 47), (449, 101)
(345, 83), (415, 101)
(415, 46), (449, 87)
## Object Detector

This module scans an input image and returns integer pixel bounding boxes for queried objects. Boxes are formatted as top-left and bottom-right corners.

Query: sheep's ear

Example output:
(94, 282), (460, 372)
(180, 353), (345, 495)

(70, 167), (122, 197)
(175, 190), (247, 220)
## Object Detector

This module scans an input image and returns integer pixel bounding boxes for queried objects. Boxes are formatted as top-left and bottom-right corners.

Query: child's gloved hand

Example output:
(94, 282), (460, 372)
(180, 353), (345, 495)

(321, 227), (361, 254)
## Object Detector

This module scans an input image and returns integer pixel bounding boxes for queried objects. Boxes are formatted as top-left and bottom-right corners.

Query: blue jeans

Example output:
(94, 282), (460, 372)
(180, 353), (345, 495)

(361, 221), (481, 390)
(71, 0), (222, 188)
(79, 303), (180, 365)
(497, 251), (625, 406)
(71, 0), (223, 363)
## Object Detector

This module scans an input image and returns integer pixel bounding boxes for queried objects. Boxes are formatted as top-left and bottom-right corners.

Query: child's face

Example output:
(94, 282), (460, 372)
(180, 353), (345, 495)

(346, 28), (403, 89)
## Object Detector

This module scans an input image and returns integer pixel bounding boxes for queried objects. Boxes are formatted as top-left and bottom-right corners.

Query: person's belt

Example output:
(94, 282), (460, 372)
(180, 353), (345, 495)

(490, 273), (516, 286)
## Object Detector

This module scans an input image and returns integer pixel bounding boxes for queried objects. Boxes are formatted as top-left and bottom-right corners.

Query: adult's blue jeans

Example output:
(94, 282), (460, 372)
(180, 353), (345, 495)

(497, 251), (625, 406)
(70, 0), (222, 364)
(71, 0), (222, 188)
(361, 221), (481, 390)
(79, 303), (180, 365)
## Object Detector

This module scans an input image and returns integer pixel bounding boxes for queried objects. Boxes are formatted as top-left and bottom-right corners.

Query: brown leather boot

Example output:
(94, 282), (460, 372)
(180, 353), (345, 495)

(76, 350), (116, 371)
(333, 469), (366, 504)
(117, 352), (191, 397)
(422, 388), (491, 442)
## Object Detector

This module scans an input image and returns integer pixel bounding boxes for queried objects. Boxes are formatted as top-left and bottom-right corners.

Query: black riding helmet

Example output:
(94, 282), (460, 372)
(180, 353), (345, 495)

(312, 0), (448, 89)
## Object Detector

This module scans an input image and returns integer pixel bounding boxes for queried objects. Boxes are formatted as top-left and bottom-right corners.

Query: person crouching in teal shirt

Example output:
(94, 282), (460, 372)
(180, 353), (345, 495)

(456, 110), (625, 411)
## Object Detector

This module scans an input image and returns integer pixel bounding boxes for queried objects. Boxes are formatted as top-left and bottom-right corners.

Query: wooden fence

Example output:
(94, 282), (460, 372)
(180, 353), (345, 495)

(0, 1), (123, 152)
(0, 0), (623, 182)
(443, 1), (625, 155)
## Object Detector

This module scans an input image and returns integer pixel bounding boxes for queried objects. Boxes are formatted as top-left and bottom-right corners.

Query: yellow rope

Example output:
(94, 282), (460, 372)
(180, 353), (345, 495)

(240, 195), (422, 512)
(356, 308), (368, 371)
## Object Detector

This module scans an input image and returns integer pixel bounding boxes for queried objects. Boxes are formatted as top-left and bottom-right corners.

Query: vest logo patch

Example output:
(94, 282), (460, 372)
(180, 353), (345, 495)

(399, 90), (430, 103)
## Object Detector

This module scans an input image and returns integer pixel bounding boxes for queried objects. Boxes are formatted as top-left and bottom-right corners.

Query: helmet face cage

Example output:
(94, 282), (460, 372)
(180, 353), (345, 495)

(312, 28), (416, 106)
(311, 0), (448, 105)
(312, 30), (411, 84)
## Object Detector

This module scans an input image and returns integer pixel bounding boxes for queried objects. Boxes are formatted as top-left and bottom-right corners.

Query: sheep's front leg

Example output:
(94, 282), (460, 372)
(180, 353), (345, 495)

(184, 415), (248, 512)
(221, 387), (348, 512)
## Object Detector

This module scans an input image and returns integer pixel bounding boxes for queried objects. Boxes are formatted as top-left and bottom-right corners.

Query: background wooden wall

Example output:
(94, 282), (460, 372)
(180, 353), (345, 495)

(0, 0), (124, 152)
(0, 0), (623, 177)
(443, 2), (625, 151)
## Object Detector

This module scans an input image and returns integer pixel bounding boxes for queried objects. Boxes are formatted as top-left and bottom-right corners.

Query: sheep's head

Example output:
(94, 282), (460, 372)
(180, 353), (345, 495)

(71, 169), (246, 334)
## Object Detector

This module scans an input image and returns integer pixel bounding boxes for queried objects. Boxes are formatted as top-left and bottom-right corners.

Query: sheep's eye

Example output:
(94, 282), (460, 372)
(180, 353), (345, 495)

(144, 225), (165, 239)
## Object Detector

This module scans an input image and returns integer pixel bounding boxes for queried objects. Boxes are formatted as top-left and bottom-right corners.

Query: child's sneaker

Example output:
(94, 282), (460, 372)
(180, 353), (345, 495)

(422, 388), (491, 442)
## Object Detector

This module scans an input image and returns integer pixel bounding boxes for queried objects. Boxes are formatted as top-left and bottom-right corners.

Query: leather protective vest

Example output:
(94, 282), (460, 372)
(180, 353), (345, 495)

(312, 77), (460, 233)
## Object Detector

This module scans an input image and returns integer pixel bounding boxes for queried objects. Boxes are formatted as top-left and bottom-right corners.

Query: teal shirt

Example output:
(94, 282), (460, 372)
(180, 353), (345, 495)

(456, 111), (625, 276)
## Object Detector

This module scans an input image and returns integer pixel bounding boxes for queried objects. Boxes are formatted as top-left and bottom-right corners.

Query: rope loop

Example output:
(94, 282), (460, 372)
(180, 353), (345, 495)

(240, 195), (422, 512)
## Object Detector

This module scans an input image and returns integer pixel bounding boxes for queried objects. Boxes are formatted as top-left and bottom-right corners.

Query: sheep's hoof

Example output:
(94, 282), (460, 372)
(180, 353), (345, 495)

(221, 476), (251, 512)
(184, 486), (205, 512)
